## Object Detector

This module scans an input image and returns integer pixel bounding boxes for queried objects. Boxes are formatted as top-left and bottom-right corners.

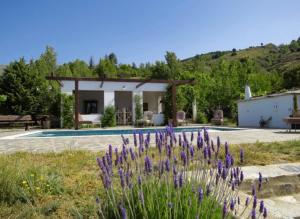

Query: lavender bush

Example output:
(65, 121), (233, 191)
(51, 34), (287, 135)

(96, 127), (267, 219)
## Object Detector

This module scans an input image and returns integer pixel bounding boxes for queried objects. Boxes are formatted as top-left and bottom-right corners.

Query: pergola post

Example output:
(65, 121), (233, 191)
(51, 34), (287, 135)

(74, 79), (79, 130)
(172, 82), (177, 127)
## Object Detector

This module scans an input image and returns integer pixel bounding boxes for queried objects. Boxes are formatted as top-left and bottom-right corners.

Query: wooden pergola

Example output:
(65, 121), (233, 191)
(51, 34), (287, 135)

(46, 76), (195, 129)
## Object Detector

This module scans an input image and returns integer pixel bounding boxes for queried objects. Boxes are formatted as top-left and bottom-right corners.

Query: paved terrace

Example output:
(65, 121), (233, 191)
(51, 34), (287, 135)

(0, 127), (299, 154)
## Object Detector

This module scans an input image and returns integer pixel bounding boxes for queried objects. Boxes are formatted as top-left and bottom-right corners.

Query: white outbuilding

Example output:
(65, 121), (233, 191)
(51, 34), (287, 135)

(238, 87), (300, 128)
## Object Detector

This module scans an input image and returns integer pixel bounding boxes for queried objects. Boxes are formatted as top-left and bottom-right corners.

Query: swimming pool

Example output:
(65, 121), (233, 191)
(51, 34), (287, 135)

(22, 126), (241, 138)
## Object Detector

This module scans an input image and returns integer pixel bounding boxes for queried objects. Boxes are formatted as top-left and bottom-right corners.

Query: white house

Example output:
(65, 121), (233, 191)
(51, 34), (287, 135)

(238, 87), (300, 128)
(47, 76), (195, 129)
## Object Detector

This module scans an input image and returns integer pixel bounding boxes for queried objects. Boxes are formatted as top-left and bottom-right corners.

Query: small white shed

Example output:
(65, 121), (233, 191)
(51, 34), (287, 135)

(238, 89), (300, 128)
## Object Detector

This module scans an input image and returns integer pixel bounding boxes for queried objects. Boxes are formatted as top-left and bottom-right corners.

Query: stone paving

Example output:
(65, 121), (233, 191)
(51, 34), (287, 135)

(241, 163), (300, 219)
(0, 128), (300, 154)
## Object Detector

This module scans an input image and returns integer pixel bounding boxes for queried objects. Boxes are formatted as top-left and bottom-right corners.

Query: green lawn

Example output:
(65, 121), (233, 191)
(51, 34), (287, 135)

(0, 140), (299, 218)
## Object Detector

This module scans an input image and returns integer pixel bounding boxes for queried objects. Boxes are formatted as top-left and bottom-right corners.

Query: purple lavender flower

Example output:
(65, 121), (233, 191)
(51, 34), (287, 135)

(240, 171), (244, 182)
(258, 172), (262, 191)
(222, 166), (227, 180)
(238, 196), (240, 205)
(240, 148), (244, 163)
(138, 176), (142, 186)
(180, 151), (187, 166)
(225, 154), (231, 168)
(189, 145), (195, 158)
(197, 136), (203, 149)
(133, 131), (137, 147)
(114, 148), (119, 166)
(211, 140), (215, 152)
(218, 160), (223, 174)
(245, 197), (250, 206)
(118, 168), (125, 188)
(165, 159), (170, 172)
(109, 145), (112, 159)
(251, 209), (256, 219)
(126, 171), (131, 188)
(129, 147), (135, 161)
(173, 165), (177, 175)
(167, 144), (171, 158)
(173, 155), (177, 163)
(222, 201), (227, 218)
(191, 132), (194, 142)
(252, 184), (256, 196)
(217, 136), (221, 150)
(144, 156), (152, 173)
(179, 172), (183, 188)
(203, 147), (208, 159)
(207, 145), (212, 159)
(259, 200), (264, 213)
(225, 142), (229, 155)
(120, 205), (127, 219)
(173, 174), (178, 188)
(230, 198), (235, 211)
(230, 154), (234, 166)
(263, 207), (267, 218)
(253, 195), (257, 209)
(198, 187), (203, 203)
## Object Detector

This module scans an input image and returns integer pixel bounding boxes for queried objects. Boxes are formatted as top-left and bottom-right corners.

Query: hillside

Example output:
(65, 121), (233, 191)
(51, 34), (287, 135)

(182, 39), (300, 84)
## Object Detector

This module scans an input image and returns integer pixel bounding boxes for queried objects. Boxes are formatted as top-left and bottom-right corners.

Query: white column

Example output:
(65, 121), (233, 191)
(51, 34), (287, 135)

(192, 99), (197, 122)
(157, 94), (163, 114)
(104, 91), (115, 108)
(132, 91), (143, 123)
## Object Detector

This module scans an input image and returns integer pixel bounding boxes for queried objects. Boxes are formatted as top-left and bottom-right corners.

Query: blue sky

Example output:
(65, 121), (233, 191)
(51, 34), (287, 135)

(0, 0), (300, 65)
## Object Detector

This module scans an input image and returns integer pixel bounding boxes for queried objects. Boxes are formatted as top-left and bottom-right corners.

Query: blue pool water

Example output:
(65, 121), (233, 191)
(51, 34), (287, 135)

(23, 127), (240, 138)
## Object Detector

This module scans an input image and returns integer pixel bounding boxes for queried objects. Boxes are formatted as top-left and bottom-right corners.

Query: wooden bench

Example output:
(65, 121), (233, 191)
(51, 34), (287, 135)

(0, 115), (35, 130)
(283, 117), (300, 132)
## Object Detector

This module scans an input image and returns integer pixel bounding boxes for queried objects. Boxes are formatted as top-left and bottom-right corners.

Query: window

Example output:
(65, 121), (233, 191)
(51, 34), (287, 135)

(84, 100), (98, 114)
(143, 103), (148, 111)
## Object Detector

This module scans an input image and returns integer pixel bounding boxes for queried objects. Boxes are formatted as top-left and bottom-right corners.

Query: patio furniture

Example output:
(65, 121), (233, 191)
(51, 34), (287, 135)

(211, 110), (224, 125)
(137, 111), (154, 127)
(283, 110), (300, 132)
(78, 114), (101, 127)
(0, 115), (35, 130)
(177, 111), (187, 126)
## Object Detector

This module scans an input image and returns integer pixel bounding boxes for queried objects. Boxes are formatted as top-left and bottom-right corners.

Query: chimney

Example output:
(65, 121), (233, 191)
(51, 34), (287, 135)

(245, 84), (252, 100)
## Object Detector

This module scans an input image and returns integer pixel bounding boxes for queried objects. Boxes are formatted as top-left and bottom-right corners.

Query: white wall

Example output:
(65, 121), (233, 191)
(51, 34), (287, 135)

(238, 95), (295, 128)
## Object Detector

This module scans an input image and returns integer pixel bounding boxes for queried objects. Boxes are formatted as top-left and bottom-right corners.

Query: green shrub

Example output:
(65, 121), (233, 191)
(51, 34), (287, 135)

(101, 106), (116, 127)
(61, 94), (74, 128)
(134, 95), (142, 123)
(196, 111), (208, 123)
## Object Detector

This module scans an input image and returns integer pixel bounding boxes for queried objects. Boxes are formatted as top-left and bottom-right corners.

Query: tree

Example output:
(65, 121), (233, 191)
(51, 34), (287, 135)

(108, 53), (118, 65)
(165, 51), (181, 79)
(0, 58), (54, 115)
(95, 58), (117, 78)
(89, 56), (95, 70)
(231, 48), (237, 56)
(68, 59), (93, 76)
